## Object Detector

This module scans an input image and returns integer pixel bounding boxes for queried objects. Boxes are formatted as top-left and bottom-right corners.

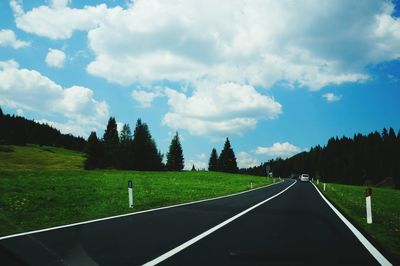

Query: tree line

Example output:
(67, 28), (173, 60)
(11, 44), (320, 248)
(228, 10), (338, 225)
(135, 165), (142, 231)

(85, 117), (184, 171)
(0, 107), (86, 151)
(242, 128), (400, 189)
(207, 138), (239, 173)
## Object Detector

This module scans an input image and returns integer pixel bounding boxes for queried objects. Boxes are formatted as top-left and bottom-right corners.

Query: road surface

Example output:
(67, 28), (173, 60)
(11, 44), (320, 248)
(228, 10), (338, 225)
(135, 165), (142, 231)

(0, 179), (392, 265)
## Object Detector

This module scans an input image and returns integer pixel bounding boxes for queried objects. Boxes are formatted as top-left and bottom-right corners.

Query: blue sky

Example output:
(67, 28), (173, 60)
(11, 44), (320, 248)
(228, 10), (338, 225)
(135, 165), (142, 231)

(1, 0), (399, 169)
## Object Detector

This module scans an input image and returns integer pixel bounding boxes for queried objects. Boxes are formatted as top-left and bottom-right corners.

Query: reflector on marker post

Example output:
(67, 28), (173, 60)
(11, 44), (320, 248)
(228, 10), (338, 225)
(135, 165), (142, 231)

(128, 180), (134, 208)
(365, 187), (372, 224)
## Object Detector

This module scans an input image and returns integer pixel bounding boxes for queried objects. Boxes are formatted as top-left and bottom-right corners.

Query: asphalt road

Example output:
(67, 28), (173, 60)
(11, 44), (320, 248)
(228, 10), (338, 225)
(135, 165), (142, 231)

(0, 179), (390, 265)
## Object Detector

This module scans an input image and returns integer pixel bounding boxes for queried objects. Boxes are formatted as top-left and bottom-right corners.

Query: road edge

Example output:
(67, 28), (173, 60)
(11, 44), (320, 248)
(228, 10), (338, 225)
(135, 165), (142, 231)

(311, 182), (392, 266)
(0, 179), (284, 241)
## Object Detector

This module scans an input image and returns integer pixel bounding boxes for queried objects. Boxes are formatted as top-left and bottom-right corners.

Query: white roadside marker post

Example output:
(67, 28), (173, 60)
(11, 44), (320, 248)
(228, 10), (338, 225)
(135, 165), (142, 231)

(317, 179), (319, 185)
(366, 187), (372, 224)
(128, 180), (134, 208)
(323, 183), (326, 191)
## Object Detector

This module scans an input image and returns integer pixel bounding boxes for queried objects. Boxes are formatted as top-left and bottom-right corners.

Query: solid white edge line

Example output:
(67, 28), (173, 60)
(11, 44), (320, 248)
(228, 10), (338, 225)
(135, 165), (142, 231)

(143, 180), (297, 266)
(0, 180), (284, 241)
(311, 182), (392, 266)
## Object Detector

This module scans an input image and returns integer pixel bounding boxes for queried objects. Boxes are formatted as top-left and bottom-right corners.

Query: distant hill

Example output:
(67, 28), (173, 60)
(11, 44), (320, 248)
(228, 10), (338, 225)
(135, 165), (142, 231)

(0, 145), (85, 170)
(0, 107), (86, 151)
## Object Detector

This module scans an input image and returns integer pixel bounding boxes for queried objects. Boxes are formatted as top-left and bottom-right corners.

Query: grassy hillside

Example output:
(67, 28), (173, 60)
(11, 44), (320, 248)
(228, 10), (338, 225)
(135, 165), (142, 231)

(0, 145), (85, 170)
(314, 181), (400, 260)
(0, 145), (272, 237)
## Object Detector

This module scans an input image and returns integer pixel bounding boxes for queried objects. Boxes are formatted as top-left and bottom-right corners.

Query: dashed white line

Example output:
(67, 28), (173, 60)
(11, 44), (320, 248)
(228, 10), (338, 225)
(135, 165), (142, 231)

(143, 180), (297, 266)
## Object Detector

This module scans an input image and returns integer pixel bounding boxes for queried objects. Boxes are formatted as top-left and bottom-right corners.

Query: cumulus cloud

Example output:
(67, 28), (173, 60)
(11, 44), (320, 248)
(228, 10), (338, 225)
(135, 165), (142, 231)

(131, 89), (164, 108)
(11, 1), (400, 90)
(322, 92), (342, 103)
(162, 83), (282, 136)
(237, 152), (260, 169)
(10, 0), (400, 138)
(184, 159), (207, 171)
(10, 0), (117, 40)
(0, 60), (109, 136)
(255, 142), (301, 157)
(45, 48), (66, 68)
(83, 1), (400, 89)
(0, 29), (29, 49)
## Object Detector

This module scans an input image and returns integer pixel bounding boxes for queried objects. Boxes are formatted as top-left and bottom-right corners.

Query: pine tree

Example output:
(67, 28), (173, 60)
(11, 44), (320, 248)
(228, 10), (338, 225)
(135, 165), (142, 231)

(218, 138), (238, 173)
(132, 119), (163, 170)
(208, 148), (219, 171)
(166, 132), (184, 171)
(84, 131), (103, 169)
(191, 164), (196, 171)
(103, 117), (119, 168)
(118, 124), (134, 169)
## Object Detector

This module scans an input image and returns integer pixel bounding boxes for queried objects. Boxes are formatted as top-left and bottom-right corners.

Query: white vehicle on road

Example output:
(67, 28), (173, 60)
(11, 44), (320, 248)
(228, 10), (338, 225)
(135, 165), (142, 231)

(300, 174), (310, 182)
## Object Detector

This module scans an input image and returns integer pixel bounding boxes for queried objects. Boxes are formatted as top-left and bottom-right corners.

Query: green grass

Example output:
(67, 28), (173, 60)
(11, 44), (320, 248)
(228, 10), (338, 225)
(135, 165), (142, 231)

(0, 145), (85, 170)
(0, 144), (272, 238)
(314, 181), (400, 260)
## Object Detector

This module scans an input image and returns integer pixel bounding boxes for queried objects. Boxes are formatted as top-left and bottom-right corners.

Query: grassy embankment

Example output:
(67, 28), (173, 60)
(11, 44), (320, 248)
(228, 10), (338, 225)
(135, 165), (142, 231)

(0, 145), (272, 237)
(314, 181), (400, 260)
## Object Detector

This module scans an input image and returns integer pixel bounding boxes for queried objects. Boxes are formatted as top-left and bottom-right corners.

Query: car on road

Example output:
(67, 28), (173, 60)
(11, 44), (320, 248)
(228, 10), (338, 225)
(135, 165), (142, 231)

(299, 174), (310, 182)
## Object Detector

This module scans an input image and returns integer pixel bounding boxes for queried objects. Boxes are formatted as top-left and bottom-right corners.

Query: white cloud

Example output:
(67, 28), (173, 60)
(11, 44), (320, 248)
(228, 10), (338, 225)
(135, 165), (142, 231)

(196, 153), (207, 160)
(255, 142), (301, 157)
(11, 1), (400, 90)
(0, 29), (29, 49)
(9, 0), (400, 138)
(45, 48), (66, 68)
(0, 60), (109, 136)
(322, 92), (342, 103)
(35, 119), (90, 137)
(116, 122), (124, 133)
(10, 0), (117, 40)
(237, 152), (260, 169)
(162, 83), (282, 136)
(84, 0), (398, 90)
(131, 89), (164, 108)
(184, 159), (207, 171)
(50, 0), (70, 9)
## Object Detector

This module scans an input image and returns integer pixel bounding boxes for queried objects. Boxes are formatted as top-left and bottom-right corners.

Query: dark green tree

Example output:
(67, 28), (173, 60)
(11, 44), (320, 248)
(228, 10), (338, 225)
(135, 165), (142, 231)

(166, 132), (184, 171)
(103, 117), (119, 168)
(84, 131), (103, 169)
(132, 119), (163, 170)
(118, 124), (134, 169)
(218, 138), (238, 173)
(208, 148), (219, 171)
(191, 164), (196, 171)
(0, 108), (86, 150)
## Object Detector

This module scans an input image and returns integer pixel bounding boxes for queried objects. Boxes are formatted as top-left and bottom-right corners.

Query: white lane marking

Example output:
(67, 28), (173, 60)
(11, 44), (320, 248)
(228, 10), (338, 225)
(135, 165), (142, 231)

(0, 180), (284, 240)
(143, 180), (297, 266)
(311, 182), (392, 266)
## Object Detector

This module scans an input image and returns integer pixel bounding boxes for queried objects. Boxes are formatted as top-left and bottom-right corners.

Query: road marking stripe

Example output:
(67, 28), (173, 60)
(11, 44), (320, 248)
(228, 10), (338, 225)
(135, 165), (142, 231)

(311, 182), (392, 266)
(143, 180), (297, 266)
(0, 180), (283, 240)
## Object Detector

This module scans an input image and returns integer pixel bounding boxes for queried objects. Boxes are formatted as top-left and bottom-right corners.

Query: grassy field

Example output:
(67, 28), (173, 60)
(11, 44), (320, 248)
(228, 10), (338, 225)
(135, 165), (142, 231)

(0, 145), (272, 237)
(314, 181), (400, 260)
(0, 145), (85, 170)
